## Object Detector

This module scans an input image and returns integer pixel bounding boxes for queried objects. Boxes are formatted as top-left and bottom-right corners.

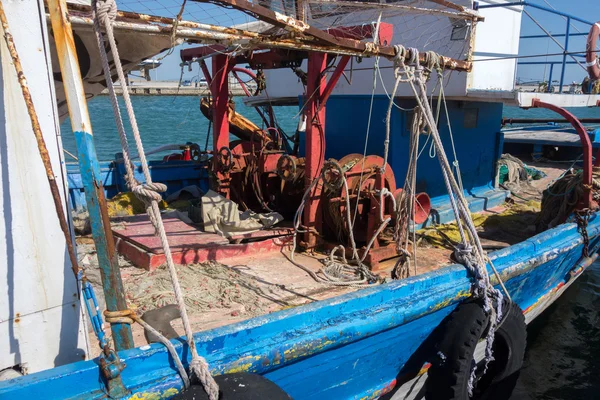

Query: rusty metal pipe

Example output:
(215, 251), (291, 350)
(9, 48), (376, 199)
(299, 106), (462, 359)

(531, 99), (593, 209)
(68, 15), (247, 43)
(65, 2), (261, 38)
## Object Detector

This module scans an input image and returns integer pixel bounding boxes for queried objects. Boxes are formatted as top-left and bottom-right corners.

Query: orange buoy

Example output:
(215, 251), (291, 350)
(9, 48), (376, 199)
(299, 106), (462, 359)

(585, 22), (600, 81)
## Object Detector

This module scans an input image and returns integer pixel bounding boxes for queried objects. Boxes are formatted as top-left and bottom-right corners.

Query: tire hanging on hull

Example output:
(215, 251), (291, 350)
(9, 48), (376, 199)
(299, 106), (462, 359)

(425, 300), (527, 400)
(173, 372), (293, 400)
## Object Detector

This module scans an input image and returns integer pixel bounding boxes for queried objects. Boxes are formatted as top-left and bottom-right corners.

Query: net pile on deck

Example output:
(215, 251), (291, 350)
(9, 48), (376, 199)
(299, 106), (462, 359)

(537, 167), (600, 231)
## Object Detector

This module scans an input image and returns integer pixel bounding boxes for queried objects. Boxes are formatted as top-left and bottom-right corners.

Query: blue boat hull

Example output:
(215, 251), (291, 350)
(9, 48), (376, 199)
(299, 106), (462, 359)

(1, 214), (598, 399)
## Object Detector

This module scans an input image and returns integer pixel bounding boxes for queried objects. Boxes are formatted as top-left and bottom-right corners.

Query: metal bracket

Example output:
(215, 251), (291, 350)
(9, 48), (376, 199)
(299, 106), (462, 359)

(98, 346), (129, 399)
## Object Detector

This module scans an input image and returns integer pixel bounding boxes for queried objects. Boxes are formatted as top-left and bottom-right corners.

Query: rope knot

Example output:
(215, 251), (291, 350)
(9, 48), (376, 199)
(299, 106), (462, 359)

(424, 51), (441, 73)
(95, 0), (118, 25)
(190, 358), (220, 400)
(104, 309), (134, 325)
(393, 44), (406, 65)
(408, 47), (420, 68)
(132, 182), (167, 205)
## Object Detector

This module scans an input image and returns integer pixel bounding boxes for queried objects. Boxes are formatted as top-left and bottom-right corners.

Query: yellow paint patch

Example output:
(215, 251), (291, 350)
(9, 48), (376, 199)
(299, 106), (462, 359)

(224, 354), (262, 374)
(430, 290), (470, 312)
(283, 339), (335, 361)
(129, 387), (179, 400)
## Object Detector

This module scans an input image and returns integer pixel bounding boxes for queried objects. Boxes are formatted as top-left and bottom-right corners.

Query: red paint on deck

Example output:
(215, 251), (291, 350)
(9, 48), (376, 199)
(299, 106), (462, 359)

(113, 215), (293, 270)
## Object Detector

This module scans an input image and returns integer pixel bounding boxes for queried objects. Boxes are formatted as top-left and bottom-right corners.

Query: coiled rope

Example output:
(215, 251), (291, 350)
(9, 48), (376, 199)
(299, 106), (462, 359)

(92, 1), (218, 398)
(538, 166), (600, 230)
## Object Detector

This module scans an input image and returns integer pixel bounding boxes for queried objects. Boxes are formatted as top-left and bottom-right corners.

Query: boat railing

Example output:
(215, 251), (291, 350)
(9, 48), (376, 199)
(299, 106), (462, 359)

(477, 1), (597, 93)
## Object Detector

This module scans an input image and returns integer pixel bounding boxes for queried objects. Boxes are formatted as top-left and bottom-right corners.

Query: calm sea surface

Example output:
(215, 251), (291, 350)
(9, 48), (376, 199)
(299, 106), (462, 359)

(62, 96), (600, 399)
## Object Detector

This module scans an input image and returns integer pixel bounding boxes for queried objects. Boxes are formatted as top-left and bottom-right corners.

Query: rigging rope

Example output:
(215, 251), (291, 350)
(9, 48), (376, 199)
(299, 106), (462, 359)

(393, 46), (508, 395)
(92, 0), (218, 397)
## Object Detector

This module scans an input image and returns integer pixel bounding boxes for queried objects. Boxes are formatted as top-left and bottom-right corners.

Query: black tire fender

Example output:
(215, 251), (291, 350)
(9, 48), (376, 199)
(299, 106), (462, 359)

(425, 300), (527, 400)
(171, 372), (293, 400)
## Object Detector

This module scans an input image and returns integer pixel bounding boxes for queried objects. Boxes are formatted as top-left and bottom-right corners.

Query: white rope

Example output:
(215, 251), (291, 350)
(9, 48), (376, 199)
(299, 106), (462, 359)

(394, 47), (506, 396)
(92, 1), (218, 398)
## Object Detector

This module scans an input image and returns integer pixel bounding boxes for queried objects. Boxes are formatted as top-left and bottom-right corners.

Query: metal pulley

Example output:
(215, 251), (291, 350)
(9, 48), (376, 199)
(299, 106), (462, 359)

(224, 140), (305, 218)
(215, 146), (234, 173)
(277, 154), (297, 182)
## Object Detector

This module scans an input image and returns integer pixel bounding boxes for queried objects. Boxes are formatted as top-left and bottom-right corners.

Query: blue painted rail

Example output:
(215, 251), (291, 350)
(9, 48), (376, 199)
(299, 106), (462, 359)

(67, 159), (210, 211)
(477, 1), (595, 93)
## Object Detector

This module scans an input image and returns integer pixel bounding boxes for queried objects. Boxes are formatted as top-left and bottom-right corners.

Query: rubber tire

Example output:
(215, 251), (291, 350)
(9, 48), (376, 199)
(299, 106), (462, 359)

(425, 300), (526, 400)
(475, 301), (527, 399)
(172, 372), (293, 400)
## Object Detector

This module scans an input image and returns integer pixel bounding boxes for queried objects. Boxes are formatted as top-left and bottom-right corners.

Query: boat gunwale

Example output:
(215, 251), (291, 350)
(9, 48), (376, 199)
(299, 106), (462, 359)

(1, 213), (598, 398)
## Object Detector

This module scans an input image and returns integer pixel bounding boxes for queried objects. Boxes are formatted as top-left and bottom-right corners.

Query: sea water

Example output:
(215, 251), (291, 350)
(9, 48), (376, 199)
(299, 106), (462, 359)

(60, 96), (600, 162)
(61, 95), (600, 399)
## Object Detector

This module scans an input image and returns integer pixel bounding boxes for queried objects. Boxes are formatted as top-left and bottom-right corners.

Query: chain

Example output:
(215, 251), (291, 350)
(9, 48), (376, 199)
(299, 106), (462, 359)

(256, 68), (266, 94)
(575, 208), (592, 257)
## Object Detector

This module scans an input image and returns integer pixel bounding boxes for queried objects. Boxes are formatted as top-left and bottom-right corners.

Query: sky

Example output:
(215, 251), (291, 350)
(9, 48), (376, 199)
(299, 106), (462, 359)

(139, 0), (598, 86)
(515, 0), (597, 85)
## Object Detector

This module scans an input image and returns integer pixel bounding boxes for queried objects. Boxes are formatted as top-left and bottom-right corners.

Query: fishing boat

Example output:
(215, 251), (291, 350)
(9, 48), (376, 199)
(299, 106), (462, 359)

(1, 0), (599, 399)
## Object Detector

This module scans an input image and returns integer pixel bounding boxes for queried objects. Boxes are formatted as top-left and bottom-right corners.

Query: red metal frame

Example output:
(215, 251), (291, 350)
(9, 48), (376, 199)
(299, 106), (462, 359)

(183, 45), (399, 263)
(181, 46), (308, 70)
(315, 56), (351, 115)
(212, 54), (234, 197)
(531, 99), (593, 208)
(200, 60), (212, 86)
(303, 53), (328, 247)
(302, 54), (352, 247)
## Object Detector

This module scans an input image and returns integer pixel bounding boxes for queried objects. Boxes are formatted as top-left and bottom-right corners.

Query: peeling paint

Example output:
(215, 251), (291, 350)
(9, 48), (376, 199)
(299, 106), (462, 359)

(129, 387), (179, 400)
(430, 289), (470, 312)
(4, 218), (600, 399)
(223, 354), (262, 374)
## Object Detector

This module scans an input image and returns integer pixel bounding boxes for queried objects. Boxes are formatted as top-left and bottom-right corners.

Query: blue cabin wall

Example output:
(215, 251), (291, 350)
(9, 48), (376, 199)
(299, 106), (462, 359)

(66, 97), (506, 218)
(320, 96), (504, 200)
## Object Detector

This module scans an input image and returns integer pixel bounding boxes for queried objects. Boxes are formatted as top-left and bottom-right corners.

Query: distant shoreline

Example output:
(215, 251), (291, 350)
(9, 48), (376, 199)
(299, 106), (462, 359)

(101, 80), (252, 96)
(99, 87), (249, 96)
